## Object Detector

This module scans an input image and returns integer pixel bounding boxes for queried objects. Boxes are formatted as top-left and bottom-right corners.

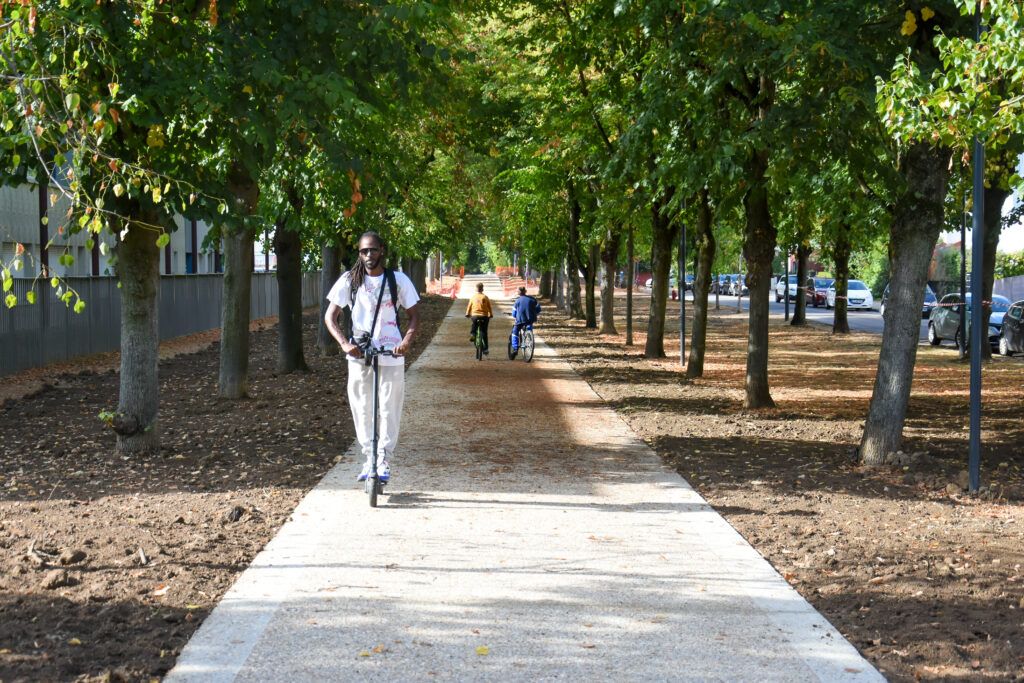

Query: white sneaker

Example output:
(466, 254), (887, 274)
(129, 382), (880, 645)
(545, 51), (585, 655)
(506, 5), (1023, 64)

(377, 459), (391, 483)
(356, 458), (373, 481)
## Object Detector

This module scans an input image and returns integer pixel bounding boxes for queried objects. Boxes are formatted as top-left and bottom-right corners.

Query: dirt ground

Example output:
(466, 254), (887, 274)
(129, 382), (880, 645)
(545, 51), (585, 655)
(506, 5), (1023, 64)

(0, 294), (451, 682)
(540, 291), (1024, 683)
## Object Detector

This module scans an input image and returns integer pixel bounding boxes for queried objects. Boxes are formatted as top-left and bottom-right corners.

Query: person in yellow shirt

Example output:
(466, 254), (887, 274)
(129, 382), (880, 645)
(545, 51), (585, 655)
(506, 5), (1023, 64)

(465, 282), (493, 354)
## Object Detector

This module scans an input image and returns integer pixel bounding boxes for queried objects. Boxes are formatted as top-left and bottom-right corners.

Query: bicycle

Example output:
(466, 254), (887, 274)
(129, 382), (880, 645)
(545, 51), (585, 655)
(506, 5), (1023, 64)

(358, 341), (397, 508)
(472, 330), (485, 360)
(507, 315), (535, 362)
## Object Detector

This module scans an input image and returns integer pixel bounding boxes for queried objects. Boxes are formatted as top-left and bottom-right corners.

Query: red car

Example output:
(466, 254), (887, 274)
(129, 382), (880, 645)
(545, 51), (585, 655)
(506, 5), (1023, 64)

(809, 277), (834, 308)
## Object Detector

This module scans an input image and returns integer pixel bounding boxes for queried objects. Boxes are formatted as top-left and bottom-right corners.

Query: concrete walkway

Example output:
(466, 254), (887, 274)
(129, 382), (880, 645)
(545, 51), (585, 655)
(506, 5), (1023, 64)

(166, 299), (883, 682)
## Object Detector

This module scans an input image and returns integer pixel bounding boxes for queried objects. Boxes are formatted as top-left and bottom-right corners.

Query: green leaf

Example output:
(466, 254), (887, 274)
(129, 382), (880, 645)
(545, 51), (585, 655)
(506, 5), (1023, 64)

(26, 290), (36, 305)
(5, 294), (16, 309)
(85, 238), (94, 250)
(65, 93), (81, 111)
(2, 278), (12, 292)
(73, 300), (86, 314)
(156, 233), (170, 248)
(99, 242), (109, 256)
(51, 277), (60, 288)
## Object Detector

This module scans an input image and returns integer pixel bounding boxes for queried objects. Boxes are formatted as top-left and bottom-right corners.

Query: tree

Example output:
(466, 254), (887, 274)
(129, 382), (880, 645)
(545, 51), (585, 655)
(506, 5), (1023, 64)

(1, 2), (221, 453)
(862, 2), (1004, 463)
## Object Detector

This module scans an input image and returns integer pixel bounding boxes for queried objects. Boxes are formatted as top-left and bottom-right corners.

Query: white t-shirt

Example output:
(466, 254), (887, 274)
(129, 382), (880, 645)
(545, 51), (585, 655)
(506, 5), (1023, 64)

(326, 270), (420, 366)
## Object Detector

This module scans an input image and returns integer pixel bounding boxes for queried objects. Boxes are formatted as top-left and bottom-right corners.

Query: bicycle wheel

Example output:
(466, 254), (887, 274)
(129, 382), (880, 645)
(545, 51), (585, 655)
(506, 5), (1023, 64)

(476, 340), (483, 361)
(522, 330), (535, 362)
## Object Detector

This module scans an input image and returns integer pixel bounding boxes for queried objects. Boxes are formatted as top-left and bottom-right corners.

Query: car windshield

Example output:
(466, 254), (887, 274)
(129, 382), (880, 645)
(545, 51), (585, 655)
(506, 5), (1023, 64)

(924, 288), (937, 303)
(814, 278), (833, 288)
(848, 281), (868, 291)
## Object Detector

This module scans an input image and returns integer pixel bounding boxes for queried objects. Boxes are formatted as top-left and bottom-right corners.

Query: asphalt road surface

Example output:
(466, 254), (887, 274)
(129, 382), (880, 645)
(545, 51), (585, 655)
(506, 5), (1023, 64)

(677, 291), (930, 341)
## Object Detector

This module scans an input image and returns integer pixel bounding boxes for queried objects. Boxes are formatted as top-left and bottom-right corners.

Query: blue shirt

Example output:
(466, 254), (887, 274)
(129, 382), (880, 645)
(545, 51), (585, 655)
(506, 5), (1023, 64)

(513, 295), (541, 324)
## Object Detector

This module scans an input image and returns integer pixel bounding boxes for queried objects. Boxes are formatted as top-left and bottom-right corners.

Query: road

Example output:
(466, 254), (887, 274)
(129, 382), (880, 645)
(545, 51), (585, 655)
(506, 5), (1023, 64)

(675, 291), (930, 342)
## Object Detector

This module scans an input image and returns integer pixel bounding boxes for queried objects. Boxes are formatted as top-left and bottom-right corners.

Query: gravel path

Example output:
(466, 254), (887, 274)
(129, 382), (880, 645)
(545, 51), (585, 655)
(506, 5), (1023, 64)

(166, 298), (882, 682)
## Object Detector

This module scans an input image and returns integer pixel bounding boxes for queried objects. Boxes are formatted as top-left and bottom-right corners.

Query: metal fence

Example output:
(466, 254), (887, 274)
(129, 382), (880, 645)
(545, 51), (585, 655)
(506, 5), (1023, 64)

(994, 275), (1024, 304)
(1, 272), (321, 378)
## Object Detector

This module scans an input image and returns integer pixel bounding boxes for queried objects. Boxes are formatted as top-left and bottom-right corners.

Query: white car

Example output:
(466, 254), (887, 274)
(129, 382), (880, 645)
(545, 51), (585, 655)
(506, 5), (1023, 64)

(826, 279), (874, 310)
(774, 275), (799, 302)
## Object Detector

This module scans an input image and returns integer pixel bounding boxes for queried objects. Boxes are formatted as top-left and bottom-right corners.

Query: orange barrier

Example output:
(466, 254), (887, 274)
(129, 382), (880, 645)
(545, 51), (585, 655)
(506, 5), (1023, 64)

(428, 276), (462, 299)
(501, 277), (538, 297)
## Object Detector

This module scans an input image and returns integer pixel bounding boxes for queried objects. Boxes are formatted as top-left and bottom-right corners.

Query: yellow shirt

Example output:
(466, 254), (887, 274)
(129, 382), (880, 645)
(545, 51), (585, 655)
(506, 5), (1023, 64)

(466, 293), (493, 317)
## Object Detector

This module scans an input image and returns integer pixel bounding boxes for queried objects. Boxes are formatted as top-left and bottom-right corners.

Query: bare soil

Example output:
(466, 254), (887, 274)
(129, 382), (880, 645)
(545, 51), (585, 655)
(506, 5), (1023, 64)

(541, 292), (1024, 682)
(0, 294), (451, 682)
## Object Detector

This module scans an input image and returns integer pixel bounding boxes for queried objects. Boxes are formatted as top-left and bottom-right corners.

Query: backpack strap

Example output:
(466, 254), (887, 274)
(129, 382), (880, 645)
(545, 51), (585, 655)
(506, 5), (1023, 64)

(385, 268), (402, 336)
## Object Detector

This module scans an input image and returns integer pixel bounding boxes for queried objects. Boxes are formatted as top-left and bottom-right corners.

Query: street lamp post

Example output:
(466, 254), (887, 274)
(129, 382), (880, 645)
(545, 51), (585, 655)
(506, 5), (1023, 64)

(784, 250), (790, 322)
(968, 9), (984, 494)
(680, 217), (686, 366)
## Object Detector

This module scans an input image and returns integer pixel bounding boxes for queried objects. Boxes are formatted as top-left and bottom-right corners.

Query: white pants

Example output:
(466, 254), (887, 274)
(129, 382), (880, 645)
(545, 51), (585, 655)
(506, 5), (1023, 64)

(347, 361), (405, 465)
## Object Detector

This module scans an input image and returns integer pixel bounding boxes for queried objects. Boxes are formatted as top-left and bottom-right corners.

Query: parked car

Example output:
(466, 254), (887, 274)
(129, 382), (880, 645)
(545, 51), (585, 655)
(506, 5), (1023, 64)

(880, 284), (937, 318)
(684, 274), (695, 291)
(999, 300), (1024, 356)
(809, 277), (834, 307)
(928, 293), (1010, 349)
(713, 274), (733, 295)
(826, 279), (873, 310)
(774, 274), (799, 302)
(729, 274), (748, 296)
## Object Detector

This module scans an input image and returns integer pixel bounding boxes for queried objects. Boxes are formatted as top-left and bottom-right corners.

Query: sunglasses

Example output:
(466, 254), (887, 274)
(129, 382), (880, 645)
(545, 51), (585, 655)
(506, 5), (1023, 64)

(359, 247), (381, 256)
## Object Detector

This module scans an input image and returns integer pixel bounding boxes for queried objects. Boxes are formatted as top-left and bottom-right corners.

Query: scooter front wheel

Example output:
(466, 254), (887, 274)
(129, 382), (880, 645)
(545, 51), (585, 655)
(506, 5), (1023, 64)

(367, 475), (380, 507)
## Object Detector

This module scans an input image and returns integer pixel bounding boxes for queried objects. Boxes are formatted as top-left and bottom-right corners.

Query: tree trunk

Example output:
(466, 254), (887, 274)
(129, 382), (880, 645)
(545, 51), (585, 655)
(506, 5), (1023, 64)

(566, 183), (585, 319)
(599, 226), (621, 335)
(274, 218), (308, 374)
(791, 243), (810, 326)
(832, 224), (851, 334)
(584, 242), (599, 328)
(860, 143), (950, 465)
(555, 261), (566, 311)
(539, 270), (552, 299)
(741, 150), (777, 408)
(318, 243), (342, 356)
(686, 188), (716, 379)
(645, 187), (678, 358)
(407, 257), (427, 294)
(219, 164), (259, 399)
(114, 217), (161, 454)
(980, 186), (1010, 360)
(220, 229), (255, 398)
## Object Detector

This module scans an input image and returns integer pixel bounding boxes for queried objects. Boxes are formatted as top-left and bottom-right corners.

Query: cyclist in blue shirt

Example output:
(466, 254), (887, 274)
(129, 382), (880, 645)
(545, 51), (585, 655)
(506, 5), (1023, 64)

(511, 286), (541, 350)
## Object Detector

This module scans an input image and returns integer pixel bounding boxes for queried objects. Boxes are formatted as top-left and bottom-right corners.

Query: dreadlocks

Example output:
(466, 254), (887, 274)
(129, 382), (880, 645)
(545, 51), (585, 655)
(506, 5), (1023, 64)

(349, 231), (386, 304)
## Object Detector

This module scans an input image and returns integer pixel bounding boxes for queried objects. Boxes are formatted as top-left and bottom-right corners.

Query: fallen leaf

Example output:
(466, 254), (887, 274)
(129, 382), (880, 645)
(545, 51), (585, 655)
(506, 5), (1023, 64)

(476, 646), (489, 656)
(152, 584), (169, 597)
(68, 638), (82, 646)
